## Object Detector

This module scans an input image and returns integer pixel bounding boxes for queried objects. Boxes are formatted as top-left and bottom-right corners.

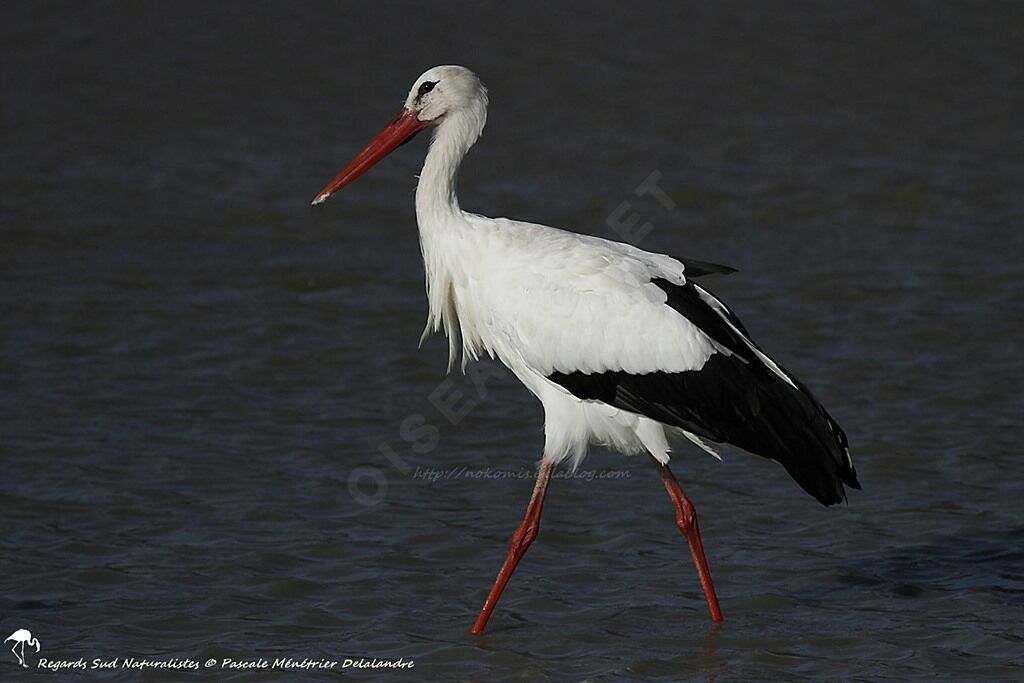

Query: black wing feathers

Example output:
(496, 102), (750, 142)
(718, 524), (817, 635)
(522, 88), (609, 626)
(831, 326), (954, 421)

(680, 258), (738, 278)
(547, 278), (860, 506)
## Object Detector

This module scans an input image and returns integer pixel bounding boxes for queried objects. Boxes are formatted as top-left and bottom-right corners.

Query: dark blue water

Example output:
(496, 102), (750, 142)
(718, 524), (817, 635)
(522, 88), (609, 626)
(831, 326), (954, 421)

(2, 1), (1022, 680)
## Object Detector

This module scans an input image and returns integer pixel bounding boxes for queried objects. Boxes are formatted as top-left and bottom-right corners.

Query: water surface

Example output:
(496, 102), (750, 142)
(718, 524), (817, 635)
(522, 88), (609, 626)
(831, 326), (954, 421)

(2, 1), (1022, 680)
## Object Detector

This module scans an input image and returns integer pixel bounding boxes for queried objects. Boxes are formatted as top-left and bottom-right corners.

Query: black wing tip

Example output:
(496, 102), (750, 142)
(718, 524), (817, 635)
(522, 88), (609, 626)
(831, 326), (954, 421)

(807, 461), (861, 507)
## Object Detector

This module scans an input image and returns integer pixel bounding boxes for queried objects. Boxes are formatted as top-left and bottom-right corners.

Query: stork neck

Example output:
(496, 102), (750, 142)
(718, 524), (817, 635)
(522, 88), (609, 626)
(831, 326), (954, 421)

(413, 105), (486, 370)
(415, 107), (485, 224)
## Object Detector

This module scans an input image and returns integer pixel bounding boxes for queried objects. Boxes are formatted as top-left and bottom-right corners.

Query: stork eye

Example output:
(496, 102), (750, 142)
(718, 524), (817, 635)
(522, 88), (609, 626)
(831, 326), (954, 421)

(417, 81), (437, 99)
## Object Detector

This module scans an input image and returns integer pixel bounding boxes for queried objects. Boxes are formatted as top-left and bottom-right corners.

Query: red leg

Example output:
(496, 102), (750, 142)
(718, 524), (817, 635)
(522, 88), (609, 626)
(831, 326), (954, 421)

(653, 458), (723, 623)
(470, 460), (554, 635)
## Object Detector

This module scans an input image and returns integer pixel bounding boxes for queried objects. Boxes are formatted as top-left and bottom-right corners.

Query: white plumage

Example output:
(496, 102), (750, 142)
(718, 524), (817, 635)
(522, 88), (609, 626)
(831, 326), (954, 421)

(386, 66), (725, 470)
(427, 215), (725, 467)
(312, 64), (859, 634)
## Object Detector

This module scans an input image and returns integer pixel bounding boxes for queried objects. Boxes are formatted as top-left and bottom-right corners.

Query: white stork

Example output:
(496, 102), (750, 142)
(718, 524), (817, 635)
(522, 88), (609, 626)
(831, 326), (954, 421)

(312, 65), (860, 634)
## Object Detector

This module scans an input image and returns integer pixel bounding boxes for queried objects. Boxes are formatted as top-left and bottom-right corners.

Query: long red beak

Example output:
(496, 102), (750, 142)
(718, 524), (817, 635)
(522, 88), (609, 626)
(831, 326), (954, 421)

(311, 108), (428, 205)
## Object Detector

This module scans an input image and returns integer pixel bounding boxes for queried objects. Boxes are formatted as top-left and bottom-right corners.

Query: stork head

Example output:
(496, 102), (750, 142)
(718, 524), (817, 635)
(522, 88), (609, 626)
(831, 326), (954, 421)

(312, 65), (487, 205)
(404, 65), (488, 123)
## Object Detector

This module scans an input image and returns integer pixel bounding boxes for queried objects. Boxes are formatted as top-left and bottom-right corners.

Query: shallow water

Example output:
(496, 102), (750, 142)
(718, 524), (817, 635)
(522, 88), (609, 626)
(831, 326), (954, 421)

(2, 1), (1022, 680)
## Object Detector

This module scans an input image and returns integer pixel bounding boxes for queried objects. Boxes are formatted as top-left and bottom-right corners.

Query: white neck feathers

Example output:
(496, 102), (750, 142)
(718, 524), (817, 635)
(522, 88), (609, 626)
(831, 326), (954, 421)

(414, 101), (487, 370)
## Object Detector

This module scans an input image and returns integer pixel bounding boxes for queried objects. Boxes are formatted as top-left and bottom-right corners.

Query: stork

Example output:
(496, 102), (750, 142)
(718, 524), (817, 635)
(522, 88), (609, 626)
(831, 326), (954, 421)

(312, 65), (860, 634)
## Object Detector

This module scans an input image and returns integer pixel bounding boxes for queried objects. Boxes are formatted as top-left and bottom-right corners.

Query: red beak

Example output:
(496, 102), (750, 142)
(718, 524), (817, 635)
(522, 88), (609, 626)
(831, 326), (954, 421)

(311, 108), (428, 205)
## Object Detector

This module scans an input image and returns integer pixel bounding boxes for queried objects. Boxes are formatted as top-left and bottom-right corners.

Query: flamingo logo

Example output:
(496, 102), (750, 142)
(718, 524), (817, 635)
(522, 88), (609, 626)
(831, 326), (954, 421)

(5, 629), (40, 668)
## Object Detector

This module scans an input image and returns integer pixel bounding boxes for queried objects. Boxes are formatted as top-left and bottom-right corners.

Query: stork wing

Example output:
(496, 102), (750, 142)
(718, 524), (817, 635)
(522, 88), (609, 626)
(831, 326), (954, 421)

(467, 218), (722, 377)
(467, 218), (859, 505)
